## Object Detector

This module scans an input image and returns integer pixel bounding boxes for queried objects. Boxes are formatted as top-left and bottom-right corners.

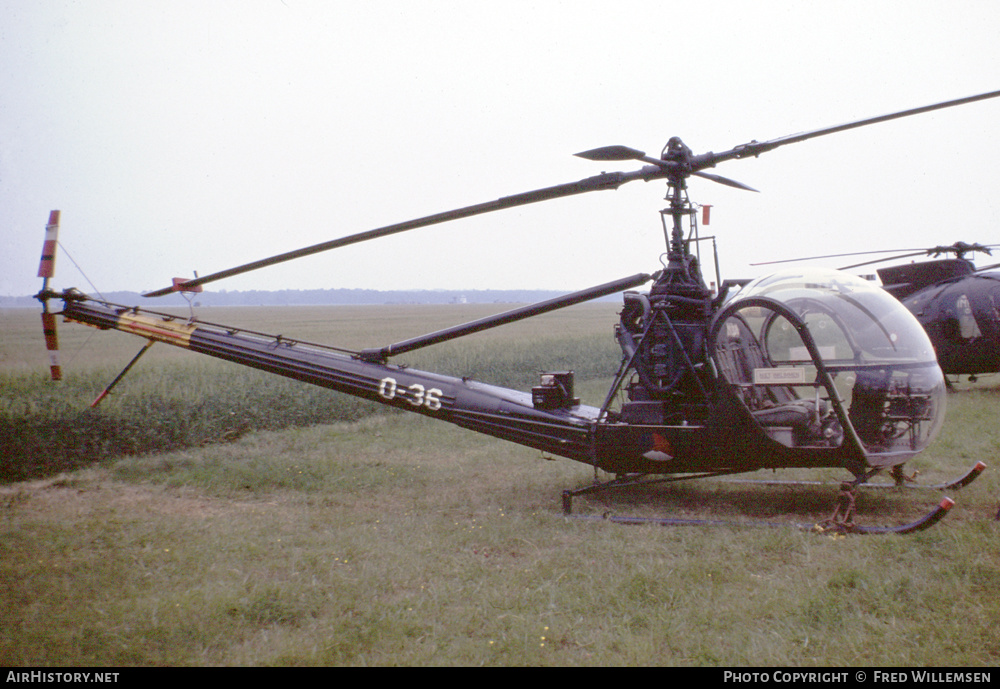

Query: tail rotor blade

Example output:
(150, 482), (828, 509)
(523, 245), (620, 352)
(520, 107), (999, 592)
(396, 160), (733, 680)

(38, 210), (60, 283)
(41, 311), (62, 381)
(38, 210), (63, 380)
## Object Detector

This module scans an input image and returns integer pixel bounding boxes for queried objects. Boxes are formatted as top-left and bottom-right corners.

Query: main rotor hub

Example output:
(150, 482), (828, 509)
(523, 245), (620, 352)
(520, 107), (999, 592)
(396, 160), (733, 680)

(661, 136), (693, 178)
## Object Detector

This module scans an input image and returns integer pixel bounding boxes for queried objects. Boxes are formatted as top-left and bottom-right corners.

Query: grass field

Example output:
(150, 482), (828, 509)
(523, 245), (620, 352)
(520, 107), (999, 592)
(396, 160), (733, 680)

(1, 304), (998, 666)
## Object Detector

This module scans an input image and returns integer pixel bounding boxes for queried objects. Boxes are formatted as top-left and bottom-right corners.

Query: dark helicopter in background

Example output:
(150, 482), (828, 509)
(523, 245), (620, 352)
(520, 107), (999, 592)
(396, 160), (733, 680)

(756, 242), (1000, 380)
(35, 89), (1000, 533)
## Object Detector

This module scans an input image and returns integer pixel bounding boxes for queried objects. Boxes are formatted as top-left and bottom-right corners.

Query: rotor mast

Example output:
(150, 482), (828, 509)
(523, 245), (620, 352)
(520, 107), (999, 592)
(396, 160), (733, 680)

(662, 137), (695, 256)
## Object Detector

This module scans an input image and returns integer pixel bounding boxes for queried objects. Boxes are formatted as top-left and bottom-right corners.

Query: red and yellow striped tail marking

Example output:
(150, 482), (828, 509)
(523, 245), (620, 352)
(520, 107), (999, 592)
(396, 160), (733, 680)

(117, 312), (197, 347)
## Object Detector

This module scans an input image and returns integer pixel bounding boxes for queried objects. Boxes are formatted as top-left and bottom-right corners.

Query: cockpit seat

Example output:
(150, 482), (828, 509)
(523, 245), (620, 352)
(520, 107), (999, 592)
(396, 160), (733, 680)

(715, 314), (839, 447)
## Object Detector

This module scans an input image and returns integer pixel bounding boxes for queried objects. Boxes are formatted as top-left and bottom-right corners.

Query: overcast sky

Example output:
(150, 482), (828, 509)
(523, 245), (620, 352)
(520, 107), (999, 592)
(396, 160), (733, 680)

(3, 1), (999, 298)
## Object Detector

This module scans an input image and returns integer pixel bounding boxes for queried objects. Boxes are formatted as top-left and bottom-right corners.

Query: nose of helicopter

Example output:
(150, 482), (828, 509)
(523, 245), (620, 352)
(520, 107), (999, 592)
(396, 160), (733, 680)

(719, 267), (947, 462)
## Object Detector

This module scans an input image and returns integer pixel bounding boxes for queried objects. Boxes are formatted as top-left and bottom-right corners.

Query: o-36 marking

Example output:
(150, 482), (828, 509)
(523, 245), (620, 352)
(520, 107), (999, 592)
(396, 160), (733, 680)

(378, 377), (443, 411)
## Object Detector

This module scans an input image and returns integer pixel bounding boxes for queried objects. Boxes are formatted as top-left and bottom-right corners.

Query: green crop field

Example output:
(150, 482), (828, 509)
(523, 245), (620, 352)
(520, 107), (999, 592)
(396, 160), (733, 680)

(1, 304), (998, 666)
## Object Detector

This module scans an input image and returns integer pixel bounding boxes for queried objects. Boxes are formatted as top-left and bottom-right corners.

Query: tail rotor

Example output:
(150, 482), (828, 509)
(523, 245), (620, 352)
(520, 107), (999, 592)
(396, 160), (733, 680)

(36, 210), (63, 381)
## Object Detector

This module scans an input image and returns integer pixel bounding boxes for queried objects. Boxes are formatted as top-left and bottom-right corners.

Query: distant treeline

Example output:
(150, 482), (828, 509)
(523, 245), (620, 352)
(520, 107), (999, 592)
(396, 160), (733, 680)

(2, 287), (619, 308)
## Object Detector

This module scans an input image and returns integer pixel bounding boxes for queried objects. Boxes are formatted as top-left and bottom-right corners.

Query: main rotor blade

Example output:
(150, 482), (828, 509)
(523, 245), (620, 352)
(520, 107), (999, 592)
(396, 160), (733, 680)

(701, 88), (1000, 167)
(577, 92), (1000, 184)
(143, 167), (663, 297)
(144, 88), (1000, 297)
(691, 171), (759, 192)
(574, 145), (647, 162)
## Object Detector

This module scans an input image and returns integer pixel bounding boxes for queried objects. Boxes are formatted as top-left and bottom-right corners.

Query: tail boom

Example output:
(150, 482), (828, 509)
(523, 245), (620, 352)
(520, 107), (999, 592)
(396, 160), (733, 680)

(60, 297), (599, 463)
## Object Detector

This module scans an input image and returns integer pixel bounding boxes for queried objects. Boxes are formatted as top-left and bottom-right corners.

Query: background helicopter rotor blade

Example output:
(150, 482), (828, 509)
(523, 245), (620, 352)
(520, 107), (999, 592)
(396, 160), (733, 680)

(753, 242), (1000, 270)
(751, 247), (933, 267)
(838, 251), (931, 270)
(143, 166), (664, 297)
(927, 241), (994, 257)
(836, 242), (1000, 270)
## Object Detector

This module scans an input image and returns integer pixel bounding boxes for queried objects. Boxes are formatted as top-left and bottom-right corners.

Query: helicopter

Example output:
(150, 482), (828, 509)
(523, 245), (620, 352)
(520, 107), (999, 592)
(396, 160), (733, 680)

(753, 242), (1000, 380)
(34, 89), (1000, 534)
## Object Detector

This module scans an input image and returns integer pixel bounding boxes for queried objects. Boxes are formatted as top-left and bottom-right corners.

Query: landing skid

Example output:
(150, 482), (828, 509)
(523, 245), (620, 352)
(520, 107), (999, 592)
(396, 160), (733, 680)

(817, 497), (955, 535)
(872, 461), (986, 490)
(564, 497), (955, 535)
(561, 472), (959, 535)
(718, 461), (986, 491)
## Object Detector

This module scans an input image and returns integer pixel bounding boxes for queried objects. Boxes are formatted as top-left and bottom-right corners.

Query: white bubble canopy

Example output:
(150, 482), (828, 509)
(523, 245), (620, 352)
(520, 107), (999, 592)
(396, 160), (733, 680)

(714, 268), (946, 464)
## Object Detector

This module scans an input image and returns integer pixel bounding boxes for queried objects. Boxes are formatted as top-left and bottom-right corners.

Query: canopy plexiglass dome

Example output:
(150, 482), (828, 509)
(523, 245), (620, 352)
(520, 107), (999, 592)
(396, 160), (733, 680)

(715, 268), (946, 463)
